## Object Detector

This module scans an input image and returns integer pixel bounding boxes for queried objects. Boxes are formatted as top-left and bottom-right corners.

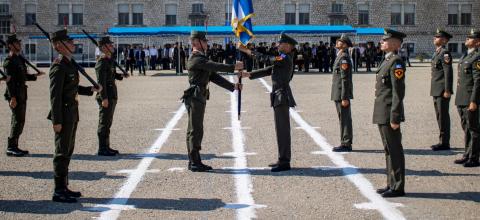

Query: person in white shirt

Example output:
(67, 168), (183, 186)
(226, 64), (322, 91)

(149, 45), (158, 70)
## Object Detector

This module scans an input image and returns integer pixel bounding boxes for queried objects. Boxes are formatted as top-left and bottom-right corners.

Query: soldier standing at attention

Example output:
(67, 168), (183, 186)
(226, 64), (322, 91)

(96, 36), (126, 156)
(331, 34), (354, 152)
(48, 30), (102, 202)
(430, 29), (454, 151)
(238, 33), (297, 172)
(182, 31), (243, 172)
(373, 29), (407, 198)
(454, 29), (480, 168)
(4, 34), (45, 157)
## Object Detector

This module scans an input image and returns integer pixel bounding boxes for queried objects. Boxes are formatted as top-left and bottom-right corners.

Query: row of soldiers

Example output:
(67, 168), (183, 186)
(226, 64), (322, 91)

(182, 28), (480, 201)
(1, 30), (125, 203)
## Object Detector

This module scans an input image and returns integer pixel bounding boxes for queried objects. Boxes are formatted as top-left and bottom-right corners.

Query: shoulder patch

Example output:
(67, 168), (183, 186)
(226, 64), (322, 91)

(394, 62), (405, 79)
(341, 59), (350, 70)
(275, 54), (286, 61)
(444, 53), (452, 64)
(395, 64), (403, 69)
(475, 61), (480, 70)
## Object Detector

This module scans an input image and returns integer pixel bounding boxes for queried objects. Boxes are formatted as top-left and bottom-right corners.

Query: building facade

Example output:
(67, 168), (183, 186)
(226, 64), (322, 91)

(0, 0), (478, 61)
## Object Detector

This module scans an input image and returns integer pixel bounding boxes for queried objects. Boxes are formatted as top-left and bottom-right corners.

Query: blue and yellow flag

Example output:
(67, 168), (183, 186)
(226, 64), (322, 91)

(231, 0), (254, 45)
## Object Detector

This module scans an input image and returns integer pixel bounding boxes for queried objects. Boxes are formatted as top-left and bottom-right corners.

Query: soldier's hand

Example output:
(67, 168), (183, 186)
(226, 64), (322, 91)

(390, 123), (400, 130)
(341, 100), (350, 107)
(239, 71), (251, 78)
(468, 102), (478, 112)
(37, 71), (46, 77)
(9, 97), (17, 109)
(102, 99), (109, 108)
(443, 91), (451, 98)
(234, 83), (243, 91)
(234, 62), (244, 70)
(53, 124), (62, 133)
(92, 85), (103, 93)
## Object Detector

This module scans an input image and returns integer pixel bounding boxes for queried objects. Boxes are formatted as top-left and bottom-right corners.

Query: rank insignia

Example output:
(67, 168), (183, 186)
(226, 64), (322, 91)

(394, 69), (404, 79)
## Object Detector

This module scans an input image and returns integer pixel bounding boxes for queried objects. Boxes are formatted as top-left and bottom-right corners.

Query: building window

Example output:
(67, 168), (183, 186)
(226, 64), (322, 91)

(0, 20), (10, 34)
(118, 4), (129, 25)
(448, 4), (459, 25)
(448, 43), (458, 53)
(330, 18), (344, 25)
(404, 4), (415, 25)
(358, 4), (369, 25)
(391, 4), (401, 25)
(225, 4), (232, 25)
(72, 4), (83, 25)
(460, 4), (472, 25)
(192, 3), (203, 13)
(285, 4), (296, 25)
(58, 4), (69, 26)
(25, 43), (36, 55)
(166, 4), (177, 26)
(191, 19), (205, 26)
(74, 44), (83, 54)
(0, 4), (9, 15)
(299, 4), (310, 25)
(132, 4), (143, 25)
(448, 4), (472, 26)
(25, 4), (36, 25)
(332, 3), (343, 13)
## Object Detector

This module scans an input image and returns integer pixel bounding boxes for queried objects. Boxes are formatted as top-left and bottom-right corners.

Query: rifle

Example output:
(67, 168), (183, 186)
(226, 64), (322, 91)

(0, 39), (43, 75)
(33, 22), (100, 89)
(81, 29), (129, 77)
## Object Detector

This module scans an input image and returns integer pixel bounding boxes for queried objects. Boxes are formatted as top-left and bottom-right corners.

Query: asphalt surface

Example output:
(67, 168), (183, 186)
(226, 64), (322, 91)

(0, 63), (479, 220)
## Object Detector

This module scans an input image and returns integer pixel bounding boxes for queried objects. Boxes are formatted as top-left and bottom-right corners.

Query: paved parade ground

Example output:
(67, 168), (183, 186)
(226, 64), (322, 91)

(0, 63), (479, 220)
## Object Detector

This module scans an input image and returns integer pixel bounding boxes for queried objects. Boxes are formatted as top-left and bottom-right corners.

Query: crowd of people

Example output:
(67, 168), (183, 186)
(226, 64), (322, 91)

(118, 39), (414, 75)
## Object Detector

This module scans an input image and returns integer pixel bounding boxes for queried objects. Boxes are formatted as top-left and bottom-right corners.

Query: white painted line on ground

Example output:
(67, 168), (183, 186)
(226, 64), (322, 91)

(295, 126), (320, 129)
(154, 128), (181, 131)
(311, 150), (348, 155)
(258, 78), (405, 220)
(311, 166), (341, 171)
(228, 76), (261, 220)
(116, 169), (161, 174)
(167, 167), (186, 172)
(223, 152), (257, 157)
(96, 104), (186, 220)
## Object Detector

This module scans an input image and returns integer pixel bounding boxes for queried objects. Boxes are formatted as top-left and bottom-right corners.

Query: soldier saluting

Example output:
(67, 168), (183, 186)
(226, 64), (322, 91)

(48, 30), (102, 202)
(430, 29), (454, 151)
(238, 33), (297, 172)
(373, 29), (407, 198)
(96, 36), (126, 156)
(454, 29), (480, 168)
(4, 34), (45, 157)
(331, 34), (354, 152)
(182, 31), (243, 172)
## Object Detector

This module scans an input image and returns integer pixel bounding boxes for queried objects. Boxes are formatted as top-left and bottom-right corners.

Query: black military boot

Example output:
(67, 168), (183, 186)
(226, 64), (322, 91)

(107, 145), (120, 155)
(65, 177), (82, 198)
(52, 177), (77, 203)
(188, 151), (212, 172)
(271, 163), (291, 172)
(6, 138), (28, 157)
(98, 146), (116, 156)
(332, 145), (352, 152)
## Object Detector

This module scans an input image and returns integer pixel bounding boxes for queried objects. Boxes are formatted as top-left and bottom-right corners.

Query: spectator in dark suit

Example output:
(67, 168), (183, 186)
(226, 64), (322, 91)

(135, 45), (146, 75)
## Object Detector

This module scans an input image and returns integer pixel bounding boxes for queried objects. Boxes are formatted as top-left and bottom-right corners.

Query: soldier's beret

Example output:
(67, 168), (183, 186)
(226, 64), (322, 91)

(98, 36), (114, 46)
(434, 29), (453, 39)
(6, 34), (21, 44)
(190, 31), (208, 41)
